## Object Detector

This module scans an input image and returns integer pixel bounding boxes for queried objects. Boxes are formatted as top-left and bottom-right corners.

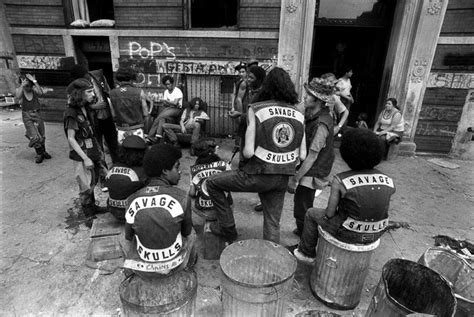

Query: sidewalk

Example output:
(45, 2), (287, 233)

(1, 109), (472, 316)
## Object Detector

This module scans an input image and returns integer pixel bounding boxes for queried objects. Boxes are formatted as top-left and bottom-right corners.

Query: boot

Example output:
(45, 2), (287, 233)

(83, 203), (108, 218)
(41, 145), (51, 159)
(34, 147), (44, 164)
(209, 222), (238, 243)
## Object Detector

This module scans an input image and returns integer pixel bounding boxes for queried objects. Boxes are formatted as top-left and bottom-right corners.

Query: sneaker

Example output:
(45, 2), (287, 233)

(42, 151), (52, 159)
(293, 248), (315, 264)
(254, 203), (263, 212)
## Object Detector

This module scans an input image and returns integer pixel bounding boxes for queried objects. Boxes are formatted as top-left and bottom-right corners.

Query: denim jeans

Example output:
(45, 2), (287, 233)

(163, 121), (201, 144)
(22, 110), (45, 148)
(298, 207), (325, 257)
(148, 107), (182, 137)
(293, 185), (316, 233)
(206, 169), (289, 243)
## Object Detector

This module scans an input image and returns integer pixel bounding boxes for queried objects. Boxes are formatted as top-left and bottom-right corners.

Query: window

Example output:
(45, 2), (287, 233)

(65, 0), (115, 26)
(190, 0), (238, 29)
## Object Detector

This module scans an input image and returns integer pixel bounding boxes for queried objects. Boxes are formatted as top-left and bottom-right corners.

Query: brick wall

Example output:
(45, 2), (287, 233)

(239, 0), (281, 30)
(441, 0), (474, 35)
(12, 35), (65, 55)
(113, 0), (183, 29)
(4, 0), (64, 27)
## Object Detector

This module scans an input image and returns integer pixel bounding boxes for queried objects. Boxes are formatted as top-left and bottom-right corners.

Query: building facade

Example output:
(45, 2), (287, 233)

(1, 0), (473, 159)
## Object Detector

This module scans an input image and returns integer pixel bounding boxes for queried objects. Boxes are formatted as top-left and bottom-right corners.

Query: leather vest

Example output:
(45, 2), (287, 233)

(124, 183), (188, 264)
(63, 106), (102, 162)
(335, 169), (396, 243)
(304, 107), (335, 178)
(109, 84), (145, 128)
(243, 101), (305, 175)
(190, 161), (227, 210)
(105, 164), (147, 221)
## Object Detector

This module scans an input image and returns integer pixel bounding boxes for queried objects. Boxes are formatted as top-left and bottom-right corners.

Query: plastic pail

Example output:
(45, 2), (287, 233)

(365, 258), (457, 317)
(418, 247), (473, 316)
(119, 269), (198, 316)
(219, 239), (297, 317)
(310, 226), (380, 310)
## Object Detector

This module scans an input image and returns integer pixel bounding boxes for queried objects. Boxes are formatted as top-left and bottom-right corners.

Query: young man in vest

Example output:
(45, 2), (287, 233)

(288, 77), (336, 236)
(207, 67), (306, 244)
(108, 67), (149, 143)
(64, 79), (107, 219)
(105, 135), (148, 222)
(123, 144), (195, 277)
(71, 65), (119, 163)
(293, 129), (395, 263)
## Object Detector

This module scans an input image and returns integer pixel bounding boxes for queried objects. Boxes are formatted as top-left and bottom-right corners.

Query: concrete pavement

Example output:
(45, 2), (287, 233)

(1, 108), (472, 316)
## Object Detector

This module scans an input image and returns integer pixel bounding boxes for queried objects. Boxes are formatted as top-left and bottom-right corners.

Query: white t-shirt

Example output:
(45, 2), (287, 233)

(164, 87), (183, 107)
(336, 78), (352, 98)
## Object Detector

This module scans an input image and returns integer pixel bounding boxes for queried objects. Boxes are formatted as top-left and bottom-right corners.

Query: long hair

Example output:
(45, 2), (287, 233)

(252, 67), (299, 104)
(68, 89), (89, 109)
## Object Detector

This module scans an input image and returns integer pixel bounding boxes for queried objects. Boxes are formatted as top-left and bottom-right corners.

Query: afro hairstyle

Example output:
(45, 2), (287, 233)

(143, 144), (182, 177)
(340, 129), (384, 170)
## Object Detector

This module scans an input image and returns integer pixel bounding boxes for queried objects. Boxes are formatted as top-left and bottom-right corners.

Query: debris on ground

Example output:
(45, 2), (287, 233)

(427, 158), (460, 169)
(386, 221), (411, 232)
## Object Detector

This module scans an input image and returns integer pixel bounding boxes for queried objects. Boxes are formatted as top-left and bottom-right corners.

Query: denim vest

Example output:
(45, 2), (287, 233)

(243, 101), (305, 175)
(304, 107), (334, 178)
(335, 169), (396, 243)
(109, 84), (144, 128)
(190, 160), (227, 210)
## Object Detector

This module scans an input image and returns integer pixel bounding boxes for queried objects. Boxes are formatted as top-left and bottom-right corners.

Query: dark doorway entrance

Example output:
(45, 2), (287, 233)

(309, 0), (396, 127)
(73, 36), (114, 86)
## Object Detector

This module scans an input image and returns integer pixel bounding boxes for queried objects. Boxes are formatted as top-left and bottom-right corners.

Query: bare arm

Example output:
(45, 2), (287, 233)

(67, 128), (93, 169)
(242, 106), (256, 158)
(373, 114), (382, 132)
(294, 150), (319, 182)
(325, 177), (342, 218)
(32, 80), (43, 96)
(334, 109), (349, 135)
(233, 81), (247, 113)
(140, 90), (149, 118)
(298, 132), (307, 161)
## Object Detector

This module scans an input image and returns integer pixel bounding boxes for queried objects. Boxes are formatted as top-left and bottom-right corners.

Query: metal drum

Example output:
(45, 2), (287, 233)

(220, 239), (297, 317)
(310, 226), (379, 310)
(119, 269), (198, 316)
(418, 247), (473, 316)
(365, 258), (457, 317)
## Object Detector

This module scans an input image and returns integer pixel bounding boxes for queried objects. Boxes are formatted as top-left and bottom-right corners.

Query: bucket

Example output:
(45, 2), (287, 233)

(418, 247), (473, 316)
(310, 226), (380, 310)
(365, 258), (457, 317)
(119, 269), (198, 316)
(219, 239), (297, 317)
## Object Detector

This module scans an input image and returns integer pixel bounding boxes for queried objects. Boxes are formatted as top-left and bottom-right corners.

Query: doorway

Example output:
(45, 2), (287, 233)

(309, 0), (396, 127)
(73, 36), (114, 86)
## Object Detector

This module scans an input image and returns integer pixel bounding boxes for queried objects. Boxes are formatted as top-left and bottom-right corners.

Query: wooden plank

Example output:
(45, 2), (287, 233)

(89, 236), (123, 262)
(90, 213), (123, 238)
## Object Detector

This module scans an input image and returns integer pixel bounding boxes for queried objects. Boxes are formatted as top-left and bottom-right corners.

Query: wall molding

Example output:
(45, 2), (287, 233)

(10, 28), (279, 39)
(438, 36), (474, 45)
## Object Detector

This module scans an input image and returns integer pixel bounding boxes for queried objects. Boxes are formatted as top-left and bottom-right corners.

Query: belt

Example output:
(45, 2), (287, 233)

(116, 123), (144, 131)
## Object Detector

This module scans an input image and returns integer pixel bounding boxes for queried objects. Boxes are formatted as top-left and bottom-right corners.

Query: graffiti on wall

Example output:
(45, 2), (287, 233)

(16, 55), (74, 70)
(119, 58), (278, 88)
(427, 72), (474, 89)
(120, 41), (278, 60)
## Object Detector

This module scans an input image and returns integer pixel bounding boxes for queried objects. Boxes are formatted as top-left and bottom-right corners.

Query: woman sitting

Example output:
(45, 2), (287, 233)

(373, 97), (404, 158)
(163, 97), (209, 149)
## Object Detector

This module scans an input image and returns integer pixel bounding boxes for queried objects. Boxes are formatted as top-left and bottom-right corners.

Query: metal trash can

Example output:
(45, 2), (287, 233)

(310, 226), (380, 310)
(220, 239), (297, 317)
(365, 258), (457, 317)
(119, 269), (198, 316)
(418, 247), (473, 316)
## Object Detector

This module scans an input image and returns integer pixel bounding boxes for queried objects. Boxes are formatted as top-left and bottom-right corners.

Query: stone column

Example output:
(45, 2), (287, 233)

(400, 0), (449, 154)
(0, 0), (19, 95)
(278, 0), (316, 95)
